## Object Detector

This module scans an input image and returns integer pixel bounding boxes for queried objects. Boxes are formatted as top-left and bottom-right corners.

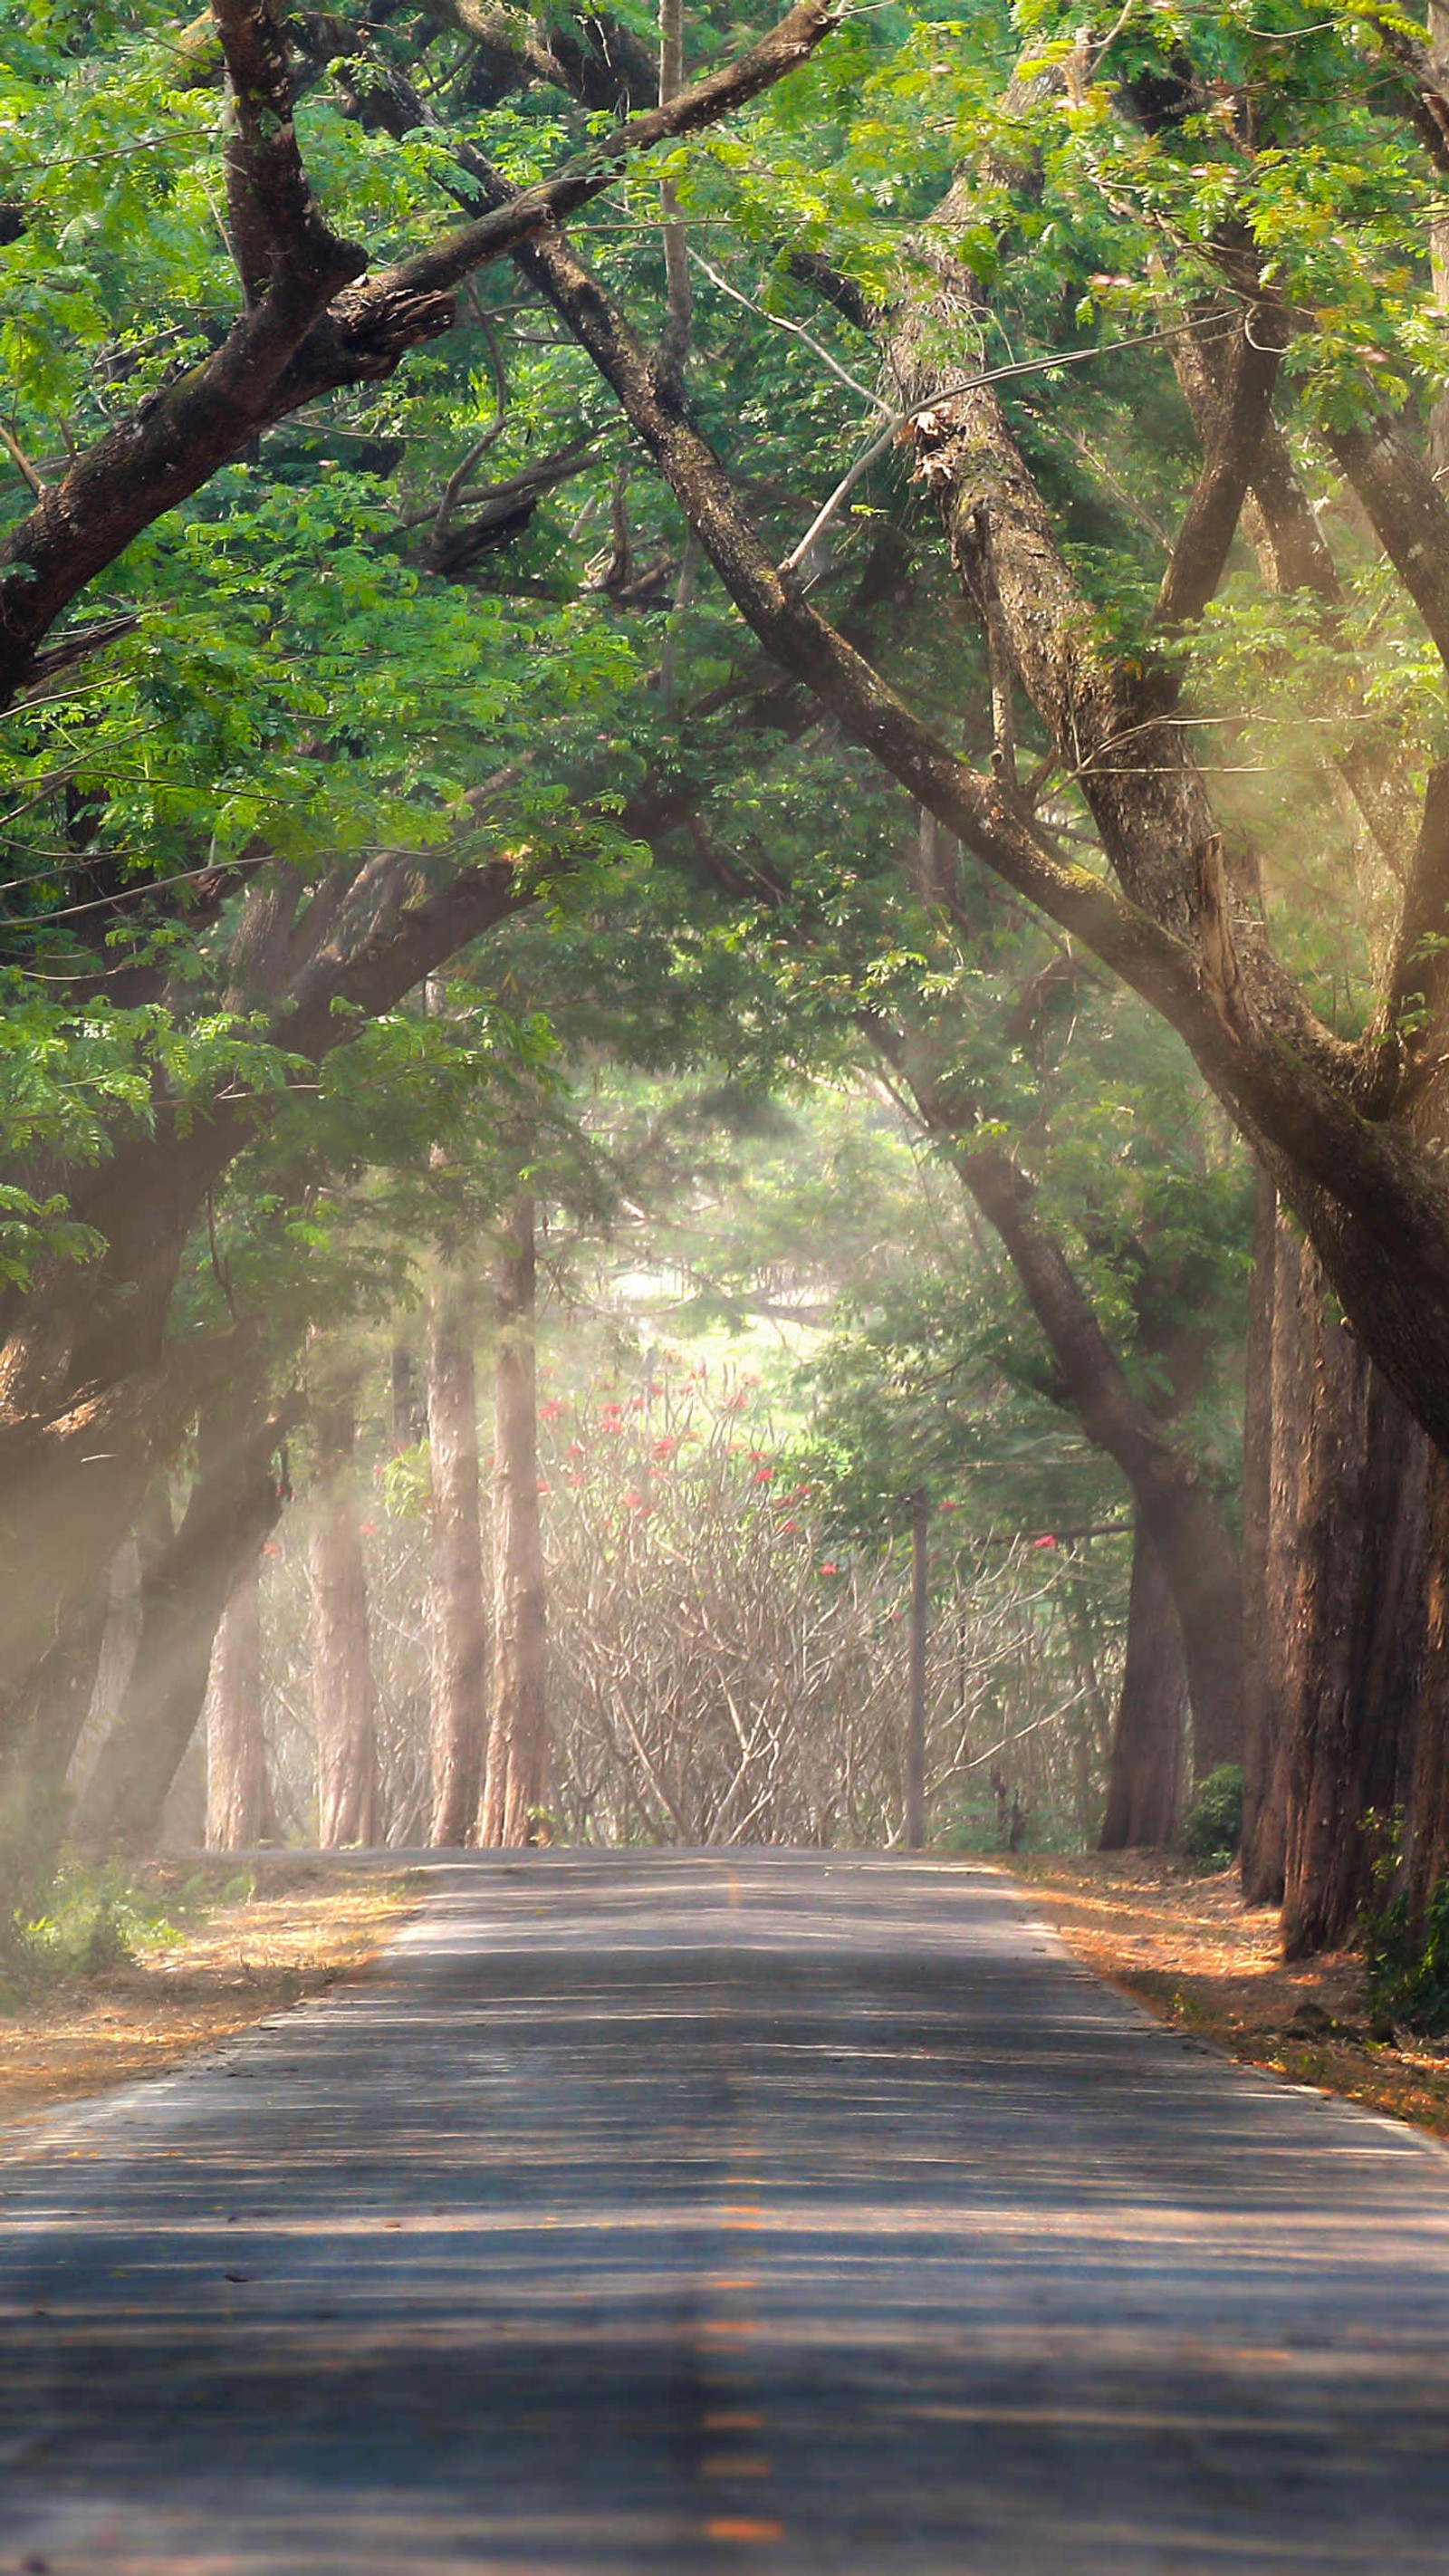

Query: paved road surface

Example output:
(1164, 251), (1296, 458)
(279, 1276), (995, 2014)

(4, 1851), (1449, 2572)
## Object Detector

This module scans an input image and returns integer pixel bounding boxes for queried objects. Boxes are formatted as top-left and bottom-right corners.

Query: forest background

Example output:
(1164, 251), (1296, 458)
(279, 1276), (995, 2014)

(4, 0), (1449, 1989)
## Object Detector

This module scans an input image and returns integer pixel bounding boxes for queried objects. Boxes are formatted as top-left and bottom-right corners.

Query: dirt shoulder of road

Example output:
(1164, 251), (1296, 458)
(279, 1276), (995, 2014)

(0, 1862), (419, 2136)
(1010, 1851), (1449, 2145)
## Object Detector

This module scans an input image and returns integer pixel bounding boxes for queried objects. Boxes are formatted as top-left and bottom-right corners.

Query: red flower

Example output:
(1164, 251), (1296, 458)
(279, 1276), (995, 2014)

(819, 1561), (838, 1576)
(565, 1440), (587, 1460)
(539, 1398), (566, 1423)
(263, 1543), (283, 1559)
(651, 1435), (677, 1459)
(620, 1489), (647, 1511)
(753, 1466), (773, 1484)
(938, 1498), (957, 1514)
(778, 1516), (798, 1533)
(537, 1481), (552, 1497)
(1032, 1533), (1058, 1550)
(359, 1522), (377, 1536)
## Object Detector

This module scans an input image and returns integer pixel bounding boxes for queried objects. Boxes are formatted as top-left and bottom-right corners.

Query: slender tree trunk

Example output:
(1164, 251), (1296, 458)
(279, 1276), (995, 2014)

(1240, 1171), (1284, 1902)
(426, 1275), (487, 1845)
(71, 1378), (299, 1859)
(308, 1386), (378, 1849)
(1276, 1232), (1432, 1956)
(479, 1197), (549, 1846)
(906, 1489), (928, 1848)
(1099, 1519), (1188, 1850)
(206, 1559), (277, 1850)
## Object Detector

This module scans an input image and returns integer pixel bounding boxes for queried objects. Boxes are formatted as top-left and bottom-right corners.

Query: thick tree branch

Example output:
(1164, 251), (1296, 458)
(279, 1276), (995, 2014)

(1326, 410), (1449, 678)
(212, 0), (361, 308)
(0, 0), (836, 710)
(1152, 307), (1282, 630)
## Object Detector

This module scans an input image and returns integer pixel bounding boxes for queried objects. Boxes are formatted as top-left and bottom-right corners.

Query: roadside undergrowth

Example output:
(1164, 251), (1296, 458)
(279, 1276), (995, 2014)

(1011, 1852), (1449, 2147)
(0, 1860), (418, 2134)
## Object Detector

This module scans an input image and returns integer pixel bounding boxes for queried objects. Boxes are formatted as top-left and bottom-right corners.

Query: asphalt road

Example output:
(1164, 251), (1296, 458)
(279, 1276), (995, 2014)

(4, 1851), (1449, 2573)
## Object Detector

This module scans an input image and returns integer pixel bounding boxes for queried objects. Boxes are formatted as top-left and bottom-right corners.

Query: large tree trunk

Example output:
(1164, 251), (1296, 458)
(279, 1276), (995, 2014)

(1099, 1520), (1188, 1850)
(1275, 1234), (1431, 1956)
(426, 1275), (487, 1845)
(71, 1379), (298, 1859)
(206, 1560), (278, 1850)
(307, 1386), (378, 1849)
(479, 1197), (549, 1846)
(1406, 1456), (1449, 1922)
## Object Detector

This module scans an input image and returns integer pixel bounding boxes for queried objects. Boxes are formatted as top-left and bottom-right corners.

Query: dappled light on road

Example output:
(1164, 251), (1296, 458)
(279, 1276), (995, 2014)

(3, 1855), (1449, 2570)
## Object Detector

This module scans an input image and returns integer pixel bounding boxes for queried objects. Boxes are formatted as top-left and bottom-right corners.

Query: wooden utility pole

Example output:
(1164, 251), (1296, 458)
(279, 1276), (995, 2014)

(907, 1487), (929, 1850)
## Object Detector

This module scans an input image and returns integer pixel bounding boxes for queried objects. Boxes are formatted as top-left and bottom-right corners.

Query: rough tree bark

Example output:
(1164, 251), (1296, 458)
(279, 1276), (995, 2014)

(307, 1384), (378, 1849)
(206, 1559), (278, 1850)
(1099, 1520), (1188, 1850)
(1268, 1229), (1433, 1956)
(70, 1376), (300, 1859)
(479, 1197), (549, 1846)
(426, 1273), (488, 1845)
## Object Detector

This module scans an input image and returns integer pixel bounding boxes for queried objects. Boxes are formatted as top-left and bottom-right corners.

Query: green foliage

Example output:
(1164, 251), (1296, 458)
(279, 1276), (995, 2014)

(1360, 1815), (1449, 2038)
(0, 1860), (235, 2004)
(1181, 1764), (1244, 1870)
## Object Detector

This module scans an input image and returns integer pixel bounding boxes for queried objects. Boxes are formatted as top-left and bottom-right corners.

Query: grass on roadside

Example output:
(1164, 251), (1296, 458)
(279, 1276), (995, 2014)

(0, 1859), (418, 2134)
(1011, 1850), (1449, 2147)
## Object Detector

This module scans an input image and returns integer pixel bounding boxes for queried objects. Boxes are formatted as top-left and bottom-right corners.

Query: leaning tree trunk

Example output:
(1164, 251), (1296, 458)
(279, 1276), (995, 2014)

(957, 1141), (1243, 1777)
(71, 1377), (300, 1860)
(307, 1386), (378, 1850)
(1099, 1518), (1188, 1851)
(1275, 1228), (1431, 1957)
(426, 1274), (487, 1846)
(206, 1559), (278, 1850)
(479, 1197), (549, 1847)
(0, 1588), (112, 1927)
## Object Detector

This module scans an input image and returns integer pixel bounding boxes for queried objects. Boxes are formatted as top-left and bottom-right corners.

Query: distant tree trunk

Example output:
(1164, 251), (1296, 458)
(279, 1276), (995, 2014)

(426, 1275), (487, 1845)
(390, 1339), (426, 1447)
(72, 1378), (299, 1859)
(479, 1197), (549, 1846)
(1099, 1519), (1187, 1850)
(308, 1385), (377, 1849)
(1240, 1173), (1285, 1903)
(1274, 1231), (1431, 1956)
(906, 1489), (928, 1848)
(206, 1559), (277, 1850)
